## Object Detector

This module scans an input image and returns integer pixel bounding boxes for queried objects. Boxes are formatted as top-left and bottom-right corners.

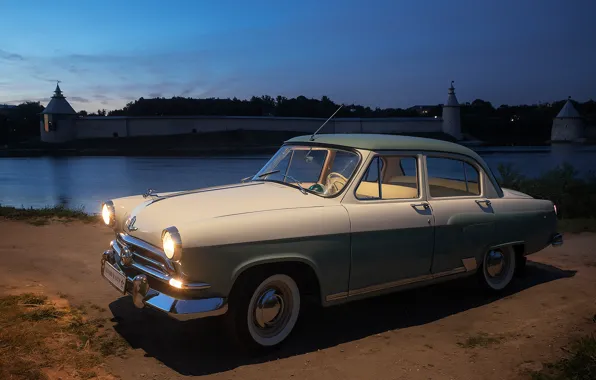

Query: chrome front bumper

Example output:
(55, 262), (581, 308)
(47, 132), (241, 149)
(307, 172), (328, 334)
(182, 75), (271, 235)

(101, 248), (228, 321)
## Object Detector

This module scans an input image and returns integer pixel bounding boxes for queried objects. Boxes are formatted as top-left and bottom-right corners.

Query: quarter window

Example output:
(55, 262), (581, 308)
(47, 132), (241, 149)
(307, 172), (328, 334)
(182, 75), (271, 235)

(356, 156), (419, 200)
(426, 157), (481, 197)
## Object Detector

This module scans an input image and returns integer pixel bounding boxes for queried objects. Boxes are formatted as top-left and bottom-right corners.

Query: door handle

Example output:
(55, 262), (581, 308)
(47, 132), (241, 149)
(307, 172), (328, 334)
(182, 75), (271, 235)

(475, 199), (491, 206)
(411, 202), (430, 210)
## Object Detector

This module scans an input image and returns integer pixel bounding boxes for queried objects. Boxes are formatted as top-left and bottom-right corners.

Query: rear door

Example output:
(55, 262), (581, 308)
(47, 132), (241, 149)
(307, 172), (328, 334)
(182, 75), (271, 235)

(424, 154), (496, 274)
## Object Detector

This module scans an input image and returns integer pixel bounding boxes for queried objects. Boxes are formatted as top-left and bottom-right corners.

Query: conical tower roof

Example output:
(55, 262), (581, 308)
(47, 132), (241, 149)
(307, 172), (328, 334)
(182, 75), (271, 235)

(445, 81), (459, 107)
(41, 82), (77, 115)
(556, 97), (581, 119)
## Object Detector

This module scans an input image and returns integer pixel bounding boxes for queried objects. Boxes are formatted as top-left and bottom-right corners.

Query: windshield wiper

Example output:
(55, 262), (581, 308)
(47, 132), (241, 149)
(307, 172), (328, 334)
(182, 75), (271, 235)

(257, 170), (280, 178)
(241, 170), (280, 183)
(281, 174), (308, 195)
(251, 170), (308, 195)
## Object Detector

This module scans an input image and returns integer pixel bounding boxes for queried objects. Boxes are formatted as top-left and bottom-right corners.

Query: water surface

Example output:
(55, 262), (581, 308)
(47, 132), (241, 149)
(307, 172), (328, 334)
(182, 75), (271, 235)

(1, 144), (594, 213)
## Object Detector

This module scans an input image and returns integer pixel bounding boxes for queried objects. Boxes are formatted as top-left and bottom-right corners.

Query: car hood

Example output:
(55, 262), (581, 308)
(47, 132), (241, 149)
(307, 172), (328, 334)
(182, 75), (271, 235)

(124, 181), (332, 246)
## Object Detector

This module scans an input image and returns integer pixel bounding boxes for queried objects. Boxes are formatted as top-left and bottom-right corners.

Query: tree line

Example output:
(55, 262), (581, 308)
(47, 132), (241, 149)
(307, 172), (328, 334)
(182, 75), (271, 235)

(1, 94), (595, 145)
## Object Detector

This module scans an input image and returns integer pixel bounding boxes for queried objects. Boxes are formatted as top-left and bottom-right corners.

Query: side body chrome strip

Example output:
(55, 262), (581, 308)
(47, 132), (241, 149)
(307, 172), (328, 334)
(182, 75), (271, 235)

(325, 258), (477, 302)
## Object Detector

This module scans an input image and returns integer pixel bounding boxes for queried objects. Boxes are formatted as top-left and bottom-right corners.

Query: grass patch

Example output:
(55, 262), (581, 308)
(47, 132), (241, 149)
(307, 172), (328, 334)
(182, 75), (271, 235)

(530, 335), (596, 380)
(0, 292), (128, 379)
(0, 204), (98, 225)
(457, 332), (504, 348)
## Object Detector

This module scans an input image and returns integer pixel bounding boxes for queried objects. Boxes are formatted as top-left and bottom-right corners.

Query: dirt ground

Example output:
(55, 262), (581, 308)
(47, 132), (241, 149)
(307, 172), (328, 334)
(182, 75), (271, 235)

(0, 220), (595, 380)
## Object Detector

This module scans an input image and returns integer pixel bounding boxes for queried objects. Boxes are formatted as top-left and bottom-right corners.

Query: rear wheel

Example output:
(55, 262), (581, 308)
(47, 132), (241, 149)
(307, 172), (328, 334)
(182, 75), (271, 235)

(478, 246), (516, 292)
(227, 273), (301, 350)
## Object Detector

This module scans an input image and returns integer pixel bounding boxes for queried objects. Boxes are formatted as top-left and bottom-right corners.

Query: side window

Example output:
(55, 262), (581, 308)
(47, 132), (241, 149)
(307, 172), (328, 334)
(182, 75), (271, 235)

(356, 156), (419, 200)
(356, 157), (380, 199)
(426, 157), (481, 197)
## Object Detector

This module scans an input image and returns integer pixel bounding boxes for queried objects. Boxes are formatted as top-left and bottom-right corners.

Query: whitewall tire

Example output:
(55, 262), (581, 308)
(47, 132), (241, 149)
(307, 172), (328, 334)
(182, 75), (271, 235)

(480, 246), (516, 291)
(247, 274), (300, 347)
(227, 272), (301, 350)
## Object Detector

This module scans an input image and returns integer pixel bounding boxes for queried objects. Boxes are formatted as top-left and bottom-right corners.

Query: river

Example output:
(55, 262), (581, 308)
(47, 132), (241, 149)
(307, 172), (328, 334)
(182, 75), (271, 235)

(1, 144), (595, 214)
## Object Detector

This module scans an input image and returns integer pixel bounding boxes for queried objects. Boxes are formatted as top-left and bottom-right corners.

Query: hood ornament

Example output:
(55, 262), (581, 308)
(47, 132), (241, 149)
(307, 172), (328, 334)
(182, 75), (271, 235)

(143, 188), (159, 198)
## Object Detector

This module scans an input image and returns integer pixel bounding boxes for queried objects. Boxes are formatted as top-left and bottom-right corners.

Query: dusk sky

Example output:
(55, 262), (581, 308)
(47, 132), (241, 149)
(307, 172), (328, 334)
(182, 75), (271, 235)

(1, 0), (595, 112)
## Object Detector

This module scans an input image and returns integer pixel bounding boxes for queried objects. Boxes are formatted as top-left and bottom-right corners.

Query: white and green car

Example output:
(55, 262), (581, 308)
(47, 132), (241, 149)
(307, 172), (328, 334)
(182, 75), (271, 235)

(100, 133), (562, 349)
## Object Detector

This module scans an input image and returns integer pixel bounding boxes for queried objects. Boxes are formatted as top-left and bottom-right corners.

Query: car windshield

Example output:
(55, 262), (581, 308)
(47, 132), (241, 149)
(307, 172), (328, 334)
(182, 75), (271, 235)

(252, 145), (360, 197)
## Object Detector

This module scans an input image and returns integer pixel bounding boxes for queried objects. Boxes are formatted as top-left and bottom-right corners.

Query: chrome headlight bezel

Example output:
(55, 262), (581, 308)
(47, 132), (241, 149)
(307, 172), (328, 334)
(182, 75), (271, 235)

(102, 200), (116, 227)
(162, 226), (182, 261)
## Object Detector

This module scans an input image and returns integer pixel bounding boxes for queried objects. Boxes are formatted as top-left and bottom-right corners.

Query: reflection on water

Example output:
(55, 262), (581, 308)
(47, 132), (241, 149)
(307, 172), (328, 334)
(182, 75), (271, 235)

(1, 145), (595, 214)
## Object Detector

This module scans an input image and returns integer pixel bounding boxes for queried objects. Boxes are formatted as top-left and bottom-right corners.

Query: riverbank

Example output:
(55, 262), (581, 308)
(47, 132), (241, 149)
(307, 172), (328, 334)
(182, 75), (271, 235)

(1, 219), (594, 379)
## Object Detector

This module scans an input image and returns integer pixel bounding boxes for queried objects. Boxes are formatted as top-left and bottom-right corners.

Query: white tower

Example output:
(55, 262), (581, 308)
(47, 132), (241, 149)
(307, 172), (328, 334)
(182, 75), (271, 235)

(40, 82), (78, 143)
(551, 97), (585, 142)
(442, 81), (462, 140)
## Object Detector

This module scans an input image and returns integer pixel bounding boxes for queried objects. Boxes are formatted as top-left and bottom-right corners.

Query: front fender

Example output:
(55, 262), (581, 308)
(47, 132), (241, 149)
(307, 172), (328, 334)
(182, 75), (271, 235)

(176, 206), (352, 303)
(231, 254), (322, 287)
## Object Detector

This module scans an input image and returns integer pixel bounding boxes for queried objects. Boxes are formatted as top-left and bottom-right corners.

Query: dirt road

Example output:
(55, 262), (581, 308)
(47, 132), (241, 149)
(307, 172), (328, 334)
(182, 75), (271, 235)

(1, 220), (594, 380)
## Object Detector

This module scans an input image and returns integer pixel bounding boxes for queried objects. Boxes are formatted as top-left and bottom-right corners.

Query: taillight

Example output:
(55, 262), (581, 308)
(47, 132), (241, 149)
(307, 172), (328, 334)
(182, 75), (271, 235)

(553, 203), (557, 215)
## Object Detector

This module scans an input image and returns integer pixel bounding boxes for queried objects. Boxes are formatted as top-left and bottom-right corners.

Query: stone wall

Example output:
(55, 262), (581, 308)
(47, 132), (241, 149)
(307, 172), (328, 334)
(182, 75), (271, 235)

(74, 116), (444, 139)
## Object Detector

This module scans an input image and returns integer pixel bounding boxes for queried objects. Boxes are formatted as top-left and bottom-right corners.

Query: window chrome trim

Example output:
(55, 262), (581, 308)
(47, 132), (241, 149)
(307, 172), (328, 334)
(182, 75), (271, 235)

(353, 152), (424, 202)
(259, 143), (363, 199)
(423, 152), (486, 200)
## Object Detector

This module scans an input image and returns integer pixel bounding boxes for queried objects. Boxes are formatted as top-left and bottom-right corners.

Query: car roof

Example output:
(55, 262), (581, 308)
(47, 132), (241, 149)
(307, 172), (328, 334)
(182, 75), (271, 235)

(286, 133), (477, 157)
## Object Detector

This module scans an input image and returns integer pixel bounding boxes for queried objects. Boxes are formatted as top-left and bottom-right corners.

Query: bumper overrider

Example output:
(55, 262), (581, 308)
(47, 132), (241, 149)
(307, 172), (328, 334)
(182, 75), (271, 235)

(100, 239), (228, 321)
(551, 232), (563, 247)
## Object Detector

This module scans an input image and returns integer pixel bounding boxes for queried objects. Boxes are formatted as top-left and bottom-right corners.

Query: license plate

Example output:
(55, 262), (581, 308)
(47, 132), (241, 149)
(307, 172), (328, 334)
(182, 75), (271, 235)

(103, 261), (126, 294)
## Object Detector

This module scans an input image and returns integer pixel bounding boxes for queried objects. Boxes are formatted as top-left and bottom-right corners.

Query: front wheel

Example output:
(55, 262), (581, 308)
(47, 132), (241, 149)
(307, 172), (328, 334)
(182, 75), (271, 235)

(478, 246), (516, 292)
(227, 273), (301, 350)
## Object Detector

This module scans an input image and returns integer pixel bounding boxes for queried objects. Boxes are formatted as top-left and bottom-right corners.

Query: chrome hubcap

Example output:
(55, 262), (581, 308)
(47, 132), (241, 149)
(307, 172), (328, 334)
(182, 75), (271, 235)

(486, 250), (505, 277)
(255, 288), (284, 328)
(251, 281), (294, 339)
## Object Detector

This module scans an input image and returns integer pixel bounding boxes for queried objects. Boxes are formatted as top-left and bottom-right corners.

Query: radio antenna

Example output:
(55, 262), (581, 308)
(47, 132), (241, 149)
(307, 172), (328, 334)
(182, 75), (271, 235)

(310, 104), (343, 141)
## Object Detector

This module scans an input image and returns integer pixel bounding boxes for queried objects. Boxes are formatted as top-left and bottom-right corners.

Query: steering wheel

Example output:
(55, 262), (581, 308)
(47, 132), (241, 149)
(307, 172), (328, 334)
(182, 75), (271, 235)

(324, 172), (348, 195)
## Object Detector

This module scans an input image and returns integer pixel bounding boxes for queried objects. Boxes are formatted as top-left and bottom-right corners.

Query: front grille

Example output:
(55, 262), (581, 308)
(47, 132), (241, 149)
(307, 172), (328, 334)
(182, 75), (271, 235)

(115, 234), (174, 278)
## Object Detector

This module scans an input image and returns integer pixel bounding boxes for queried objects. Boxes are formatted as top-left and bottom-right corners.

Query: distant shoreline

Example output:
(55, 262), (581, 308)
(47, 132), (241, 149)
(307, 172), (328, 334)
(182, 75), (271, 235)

(1, 130), (592, 158)
(0, 146), (280, 158)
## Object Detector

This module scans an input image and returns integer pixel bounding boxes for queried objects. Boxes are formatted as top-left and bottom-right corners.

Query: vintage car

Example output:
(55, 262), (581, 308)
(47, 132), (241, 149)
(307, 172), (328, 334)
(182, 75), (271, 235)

(100, 133), (563, 349)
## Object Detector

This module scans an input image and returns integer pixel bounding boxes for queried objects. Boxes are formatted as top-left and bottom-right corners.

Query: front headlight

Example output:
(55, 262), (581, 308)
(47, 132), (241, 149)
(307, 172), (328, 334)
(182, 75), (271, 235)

(101, 201), (115, 227)
(162, 226), (182, 261)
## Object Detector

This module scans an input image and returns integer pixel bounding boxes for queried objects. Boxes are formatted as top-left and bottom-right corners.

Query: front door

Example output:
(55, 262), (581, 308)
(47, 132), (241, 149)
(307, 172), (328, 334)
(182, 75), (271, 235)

(344, 154), (435, 294)
(424, 155), (496, 274)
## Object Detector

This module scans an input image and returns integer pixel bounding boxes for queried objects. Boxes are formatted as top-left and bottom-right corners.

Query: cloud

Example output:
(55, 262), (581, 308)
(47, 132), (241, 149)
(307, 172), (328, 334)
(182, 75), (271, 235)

(70, 96), (90, 103)
(3, 97), (50, 105)
(31, 74), (59, 83)
(148, 92), (162, 98)
(0, 49), (24, 61)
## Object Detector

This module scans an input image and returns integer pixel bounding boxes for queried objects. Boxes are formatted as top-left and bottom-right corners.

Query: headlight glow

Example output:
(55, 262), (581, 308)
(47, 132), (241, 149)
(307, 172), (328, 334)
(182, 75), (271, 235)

(162, 226), (182, 261)
(163, 232), (175, 259)
(102, 204), (111, 225)
(101, 201), (115, 227)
